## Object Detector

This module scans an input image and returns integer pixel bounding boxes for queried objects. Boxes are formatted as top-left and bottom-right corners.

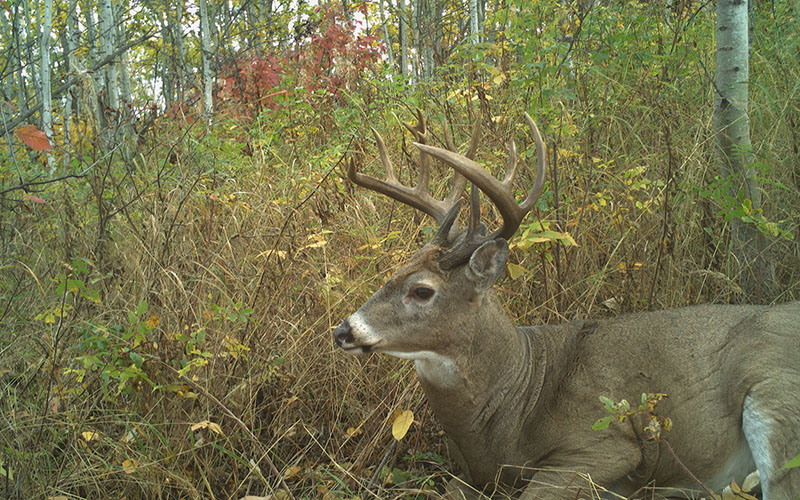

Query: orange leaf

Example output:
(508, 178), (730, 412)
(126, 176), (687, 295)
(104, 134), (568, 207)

(15, 124), (53, 151)
(24, 194), (46, 204)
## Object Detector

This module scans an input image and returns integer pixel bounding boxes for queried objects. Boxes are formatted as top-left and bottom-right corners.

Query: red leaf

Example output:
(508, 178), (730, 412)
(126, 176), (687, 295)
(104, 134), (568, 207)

(15, 124), (53, 151)
(24, 194), (46, 204)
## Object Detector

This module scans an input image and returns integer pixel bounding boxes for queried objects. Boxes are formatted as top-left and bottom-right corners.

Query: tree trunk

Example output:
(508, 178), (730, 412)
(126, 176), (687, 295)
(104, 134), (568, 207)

(398, 0), (408, 78)
(63, 0), (79, 169)
(199, 0), (214, 116)
(84, 2), (106, 132)
(40, 0), (54, 170)
(714, 0), (775, 301)
(99, 0), (119, 111)
(379, 0), (394, 71)
(469, 0), (480, 44)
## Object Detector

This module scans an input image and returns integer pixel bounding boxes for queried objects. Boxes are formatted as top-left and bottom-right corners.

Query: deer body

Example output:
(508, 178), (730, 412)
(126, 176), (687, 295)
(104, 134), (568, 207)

(335, 113), (800, 498)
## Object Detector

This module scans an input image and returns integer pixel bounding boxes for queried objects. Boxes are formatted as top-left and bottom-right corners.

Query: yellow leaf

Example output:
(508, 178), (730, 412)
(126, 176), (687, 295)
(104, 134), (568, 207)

(191, 420), (224, 435)
(190, 420), (209, 432)
(506, 262), (527, 280)
(283, 465), (303, 481)
(392, 409), (414, 441)
(121, 459), (138, 474)
(80, 431), (99, 443)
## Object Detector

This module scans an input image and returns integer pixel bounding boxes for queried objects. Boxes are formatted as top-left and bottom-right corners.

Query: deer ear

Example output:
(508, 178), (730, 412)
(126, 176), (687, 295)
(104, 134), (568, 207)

(465, 239), (509, 290)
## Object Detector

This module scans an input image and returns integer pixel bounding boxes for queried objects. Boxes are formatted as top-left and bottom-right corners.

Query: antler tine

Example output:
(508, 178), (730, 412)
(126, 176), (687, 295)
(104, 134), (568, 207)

(349, 113), (466, 224)
(520, 112), (547, 212)
(441, 117), (480, 205)
(413, 112), (547, 244)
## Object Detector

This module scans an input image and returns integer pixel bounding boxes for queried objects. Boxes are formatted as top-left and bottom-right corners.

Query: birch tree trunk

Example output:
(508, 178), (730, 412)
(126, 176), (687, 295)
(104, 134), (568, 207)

(200, 0), (214, 115)
(174, 1), (186, 102)
(469, 0), (480, 44)
(714, 0), (775, 301)
(23, 0), (43, 106)
(99, 0), (119, 111)
(63, 0), (79, 168)
(199, 0), (214, 116)
(398, 0), (408, 78)
(379, 0), (394, 71)
(11, 7), (28, 115)
(113, 0), (132, 105)
(84, 3), (106, 132)
(40, 0), (54, 169)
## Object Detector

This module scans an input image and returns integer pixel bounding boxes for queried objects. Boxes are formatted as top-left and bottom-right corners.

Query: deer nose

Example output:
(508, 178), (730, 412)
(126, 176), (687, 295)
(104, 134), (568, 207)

(334, 320), (354, 346)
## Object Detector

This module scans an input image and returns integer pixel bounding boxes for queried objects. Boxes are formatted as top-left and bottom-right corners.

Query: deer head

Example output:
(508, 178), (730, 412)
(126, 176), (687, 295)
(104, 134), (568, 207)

(334, 112), (545, 373)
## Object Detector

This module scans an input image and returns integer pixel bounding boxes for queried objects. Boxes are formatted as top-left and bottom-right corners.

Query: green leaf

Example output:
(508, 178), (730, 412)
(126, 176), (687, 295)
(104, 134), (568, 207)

(136, 300), (148, 317)
(592, 416), (613, 431)
(129, 352), (143, 368)
(599, 395), (615, 411)
(782, 452), (800, 470)
(506, 262), (528, 280)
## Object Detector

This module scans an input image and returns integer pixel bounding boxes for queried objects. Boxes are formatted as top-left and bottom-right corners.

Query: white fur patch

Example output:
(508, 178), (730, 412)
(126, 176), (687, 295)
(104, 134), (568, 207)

(347, 311), (381, 345)
(742, 395), (774, 496)
(706, 434), (756, 491)
(380, 350), (458, 388)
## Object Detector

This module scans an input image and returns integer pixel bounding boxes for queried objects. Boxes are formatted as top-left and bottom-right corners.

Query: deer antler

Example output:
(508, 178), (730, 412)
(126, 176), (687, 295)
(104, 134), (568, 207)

(347, 110), (479, 225)
(416, 112), (546, 268)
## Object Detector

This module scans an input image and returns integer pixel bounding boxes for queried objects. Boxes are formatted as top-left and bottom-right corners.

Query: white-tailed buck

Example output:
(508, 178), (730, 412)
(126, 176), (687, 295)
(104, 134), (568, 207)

(334, 112), (800, 499)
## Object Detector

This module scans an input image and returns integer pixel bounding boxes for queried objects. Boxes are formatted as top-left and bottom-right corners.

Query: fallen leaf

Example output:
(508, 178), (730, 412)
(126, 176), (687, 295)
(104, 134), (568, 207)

(190, 420), (223, 435)
(392, 409), (414, 441)
(283, 465), (302, 481)
(121, 458), (138, 474)
(81, 431), (99, 442)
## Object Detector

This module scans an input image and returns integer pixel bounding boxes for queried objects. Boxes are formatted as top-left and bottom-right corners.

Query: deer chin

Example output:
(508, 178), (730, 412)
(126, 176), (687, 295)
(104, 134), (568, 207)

(339, 339), (383, 355)
(382, 350), (459, 388)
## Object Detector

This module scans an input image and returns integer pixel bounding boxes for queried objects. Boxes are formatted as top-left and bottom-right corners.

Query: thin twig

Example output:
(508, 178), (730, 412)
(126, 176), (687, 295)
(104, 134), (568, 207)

(660, 438), (717, 499)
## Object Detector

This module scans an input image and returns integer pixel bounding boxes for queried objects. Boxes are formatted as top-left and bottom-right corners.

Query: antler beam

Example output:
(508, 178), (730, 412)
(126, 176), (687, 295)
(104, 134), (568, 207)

(347, 110), (480, 226)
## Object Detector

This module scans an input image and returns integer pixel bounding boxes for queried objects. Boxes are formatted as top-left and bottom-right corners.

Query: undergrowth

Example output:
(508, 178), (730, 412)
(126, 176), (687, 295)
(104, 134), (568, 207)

(2, 3), (799, 500)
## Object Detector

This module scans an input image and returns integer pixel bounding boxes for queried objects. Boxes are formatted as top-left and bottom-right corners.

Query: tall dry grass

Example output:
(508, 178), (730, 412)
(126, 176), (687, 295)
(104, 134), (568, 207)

(1, 77), (798, 500)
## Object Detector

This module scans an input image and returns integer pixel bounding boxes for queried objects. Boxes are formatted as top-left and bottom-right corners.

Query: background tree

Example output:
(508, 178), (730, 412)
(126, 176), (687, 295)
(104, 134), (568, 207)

(714, 0), (775, 301)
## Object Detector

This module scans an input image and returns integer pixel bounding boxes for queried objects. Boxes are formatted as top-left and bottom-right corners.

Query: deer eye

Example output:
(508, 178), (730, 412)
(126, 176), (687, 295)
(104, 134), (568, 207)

(410, 286), (435, 300)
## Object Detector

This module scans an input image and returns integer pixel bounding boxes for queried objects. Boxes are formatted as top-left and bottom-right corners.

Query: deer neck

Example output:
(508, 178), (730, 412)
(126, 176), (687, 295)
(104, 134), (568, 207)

(415, 291), (547, 448)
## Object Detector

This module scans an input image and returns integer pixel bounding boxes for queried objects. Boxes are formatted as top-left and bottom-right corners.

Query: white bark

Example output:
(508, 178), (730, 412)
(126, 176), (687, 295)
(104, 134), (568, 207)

(469, 0), (480, 43)
(63, 0), (79, 168)
(99, 0), (119, 111)
(84, 4), (105, 131)
(199, 0), (213, 115)
(398, 0), (408, 77)
(23, 0), (43, 102)
(714, 0), (774, 299)
(113, 0), (132, 105)
(11, 6), (28, 114)
(379, 0), (394, 70)
(715, 0), (757, 205)
(40, 0), (54, 169)
(174, 1), (186, 102)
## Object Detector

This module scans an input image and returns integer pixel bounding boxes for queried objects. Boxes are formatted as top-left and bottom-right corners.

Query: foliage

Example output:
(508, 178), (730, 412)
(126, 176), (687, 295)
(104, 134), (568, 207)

(216, 3), (384, 120)
(0, 0), (798, 499)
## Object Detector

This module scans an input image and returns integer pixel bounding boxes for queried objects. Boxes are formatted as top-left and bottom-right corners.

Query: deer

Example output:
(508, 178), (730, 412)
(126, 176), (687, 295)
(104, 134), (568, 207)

(333, 111), (800, 499)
